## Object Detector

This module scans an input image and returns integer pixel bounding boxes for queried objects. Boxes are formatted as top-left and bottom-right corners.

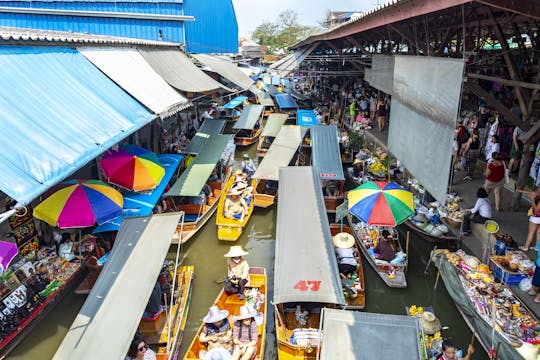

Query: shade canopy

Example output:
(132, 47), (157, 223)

(253, 126), (306, 181)
(222, 96), (247, 109)
(166, 135), (232, 197)
(297, 109), (319, 127)
(54, 214), (182, 360)
(233, 104), (264, 130)
(138, 48), (230, 93)
(269, 43), (318, 77)
(311, 125), (345, 180)
(274, 93), (298, 109)
(274, 167), (346, 305)
(260, 114), (288, 138)
(256, 90), (275, 107)
(183, 119), (227, 155)
(319, 309), (422, 360)
(93, 154), (183, 233)
(78, 47), (190, 118)
(0, 46), (154, 206)
(194, 54), (254, 91)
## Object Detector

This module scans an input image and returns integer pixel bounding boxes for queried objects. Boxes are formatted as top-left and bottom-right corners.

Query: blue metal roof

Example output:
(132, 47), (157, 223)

(311, 125), (345, 180)
(274, 93), (298, 109)
(222, 96), (247, 109)
(0, 46), (154, 205)
(297, 109), (319, 127)
(183, 0), (237, 53)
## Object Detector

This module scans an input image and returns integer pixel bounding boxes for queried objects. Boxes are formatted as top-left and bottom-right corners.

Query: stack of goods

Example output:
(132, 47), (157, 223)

(443, 249), (540, 346)
(491, 251), (534, 285)
(440, 195), (465, 228)
(493, 233), (518, 255)
(410, 211), (450, 237)
(351, 222), (406, 265)
(367, 158), (387, 178)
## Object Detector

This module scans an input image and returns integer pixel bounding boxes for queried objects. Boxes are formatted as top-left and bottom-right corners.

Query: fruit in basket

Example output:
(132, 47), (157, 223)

(464, 255), (480, 269)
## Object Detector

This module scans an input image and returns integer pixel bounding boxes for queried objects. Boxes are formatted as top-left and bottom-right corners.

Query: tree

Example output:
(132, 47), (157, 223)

(252, 21), (279, 48)
(278, 9), (299, 28)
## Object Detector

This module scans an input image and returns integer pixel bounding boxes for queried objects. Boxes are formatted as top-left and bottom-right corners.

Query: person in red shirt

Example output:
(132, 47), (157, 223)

(484, 152), (505, 211)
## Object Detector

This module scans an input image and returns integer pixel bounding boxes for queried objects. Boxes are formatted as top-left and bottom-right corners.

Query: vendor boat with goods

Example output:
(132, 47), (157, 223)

(273, 167), (347, 359)
(183, 267), (267, 360)
(165, 134), (234, 244)
(138, 263), (194, 360)
(256, 113), (288, 158)
(233, 104), (264, 146)
(434, 249), (540, 359)
(216, 173), (257, 241)
(406, 305), (446, 360)
(219, 96), (248, 122)
(346, 181), (414, 288)
(329, 224), (365, 310)
(252, 125), (307, 208)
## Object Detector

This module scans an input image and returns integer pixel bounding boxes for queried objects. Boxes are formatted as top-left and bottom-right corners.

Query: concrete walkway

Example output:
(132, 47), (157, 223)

(361, 127), (540, 318)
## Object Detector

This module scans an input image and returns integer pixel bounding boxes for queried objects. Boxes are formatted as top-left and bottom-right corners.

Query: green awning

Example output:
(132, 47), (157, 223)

(261, 113), (288, 137)
(166, 134), (232, 196)
(233, 104), (264, 130)
(183, 119), (226, 155)
(256, 90), (275, 107)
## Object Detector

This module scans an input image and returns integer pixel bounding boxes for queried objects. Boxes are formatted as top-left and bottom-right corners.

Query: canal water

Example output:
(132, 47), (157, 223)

(9, 143), (488, 360)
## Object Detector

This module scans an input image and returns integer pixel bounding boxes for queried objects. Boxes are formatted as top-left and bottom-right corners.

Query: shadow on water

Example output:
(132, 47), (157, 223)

(9, 142), (487, 359)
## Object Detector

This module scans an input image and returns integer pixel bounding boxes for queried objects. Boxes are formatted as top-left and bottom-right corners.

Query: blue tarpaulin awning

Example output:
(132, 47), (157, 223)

(274, 93), (298, 109)
(297, 109), (319, 127)
(222, 96), (248, 109)
(93, 154), (183, 233)
(0, 47), (154, 205)
(311, 125), (345, 180)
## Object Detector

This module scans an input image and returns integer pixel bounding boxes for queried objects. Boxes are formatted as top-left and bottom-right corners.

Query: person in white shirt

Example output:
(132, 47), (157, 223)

(484, 134), (500, 163)
(462, 187), (492, 235)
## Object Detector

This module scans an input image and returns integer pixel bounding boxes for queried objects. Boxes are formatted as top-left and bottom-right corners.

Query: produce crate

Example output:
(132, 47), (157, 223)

(490, 259), (527, 286)
(445, 217), (462, 230)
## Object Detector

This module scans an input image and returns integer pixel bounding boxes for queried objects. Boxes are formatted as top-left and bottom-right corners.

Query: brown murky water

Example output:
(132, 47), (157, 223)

(9, 143), (488, 360)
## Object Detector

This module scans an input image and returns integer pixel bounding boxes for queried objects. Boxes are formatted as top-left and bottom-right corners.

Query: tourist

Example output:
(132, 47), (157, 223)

(484, 152), (505, 211)
(369, 94), (378, 120)
(241, 154), (257, 177)
(377, 99), (386, 131)
(231, 305), (258, 360)
(125, 337), (157, 360)
(224, 190), (248, 220)
(462, 188), (492, 235)
(517, 185), (540, 252)
(509, 125), (525, 173)
(484, 134), (500, 164)
(528, 241), (540, 302)
(349, 99), (357, 125)
(333, 232), (359, 278)
(199, 306), (232, 354)
(437, 340), (474, 360)
(461, 128), (481, 181)
(224, 246), (250, 299)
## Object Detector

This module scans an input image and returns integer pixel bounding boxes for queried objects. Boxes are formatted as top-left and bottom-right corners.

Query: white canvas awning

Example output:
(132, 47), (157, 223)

(193, 54), (254, 91)
(79, 47), (190, 118)
(54, 213), (182, 360)
(270, 42), (318, 77)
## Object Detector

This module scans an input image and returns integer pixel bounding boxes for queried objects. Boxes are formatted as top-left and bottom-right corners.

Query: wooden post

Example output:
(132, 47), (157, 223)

(405, 231), (410, 274)
(434, 269), (441, 290)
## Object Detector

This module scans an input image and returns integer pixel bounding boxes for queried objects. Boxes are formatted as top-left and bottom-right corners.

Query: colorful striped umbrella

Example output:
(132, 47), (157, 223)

(33, 179), (123, 229)
(100, 145), (165, 192)
(347, 181), (414, 226)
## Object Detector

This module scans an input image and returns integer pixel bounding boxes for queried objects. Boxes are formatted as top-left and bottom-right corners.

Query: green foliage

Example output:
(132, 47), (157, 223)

(251, 10), (320, 53)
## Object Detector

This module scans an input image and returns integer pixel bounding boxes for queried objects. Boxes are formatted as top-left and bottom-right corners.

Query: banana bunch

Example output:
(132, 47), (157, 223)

(369, 161), (387, 174)
(409, 305), (424, 317)
(423, 331), (442, 349)
(448, 203), (460, 211)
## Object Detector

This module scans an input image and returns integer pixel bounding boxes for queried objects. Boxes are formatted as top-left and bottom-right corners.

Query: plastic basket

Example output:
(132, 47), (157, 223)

(490, 260), (527, 286)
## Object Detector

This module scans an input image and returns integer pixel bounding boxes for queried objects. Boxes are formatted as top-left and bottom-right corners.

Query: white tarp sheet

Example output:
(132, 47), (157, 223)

(369, 55), (394, 94)
(193, 54), (254, 91)
(79, 47), (190, 118)
(388, 56), (464, 203)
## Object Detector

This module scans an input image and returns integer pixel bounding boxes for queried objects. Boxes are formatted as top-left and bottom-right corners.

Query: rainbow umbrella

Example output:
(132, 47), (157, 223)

(347, 181), (414, 226)
(33, 179), (123, 228)
(100, 145), (165, 192)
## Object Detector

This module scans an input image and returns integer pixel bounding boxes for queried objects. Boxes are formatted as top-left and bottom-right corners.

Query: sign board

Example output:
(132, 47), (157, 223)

(335, 200), (348, 222)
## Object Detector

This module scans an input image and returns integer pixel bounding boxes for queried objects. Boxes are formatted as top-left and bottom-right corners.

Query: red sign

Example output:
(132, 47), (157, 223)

(293, 280), (321, 292)
(321, 173), (337, 178)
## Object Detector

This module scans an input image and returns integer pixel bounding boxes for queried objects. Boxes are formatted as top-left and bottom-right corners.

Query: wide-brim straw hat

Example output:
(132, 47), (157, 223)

(353, 158), (362, 165)
(229, 188), (243, 196)
(420, 311), (442, 335)
(233, 182), (247, 191)
(333, 232), (355, 249)
(203, 305), (229, 323)
(235, 305), (257, 320)
(224, 245), (248, 258)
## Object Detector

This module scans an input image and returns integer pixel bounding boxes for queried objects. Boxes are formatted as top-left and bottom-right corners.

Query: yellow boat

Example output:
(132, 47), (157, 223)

(216, 175), (256, 241)
(139, 265), (195, 360)
(183, 267), (267, 360)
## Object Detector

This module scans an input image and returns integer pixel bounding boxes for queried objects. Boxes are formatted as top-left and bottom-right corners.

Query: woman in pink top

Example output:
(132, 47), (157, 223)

(232, 305), (258, 360)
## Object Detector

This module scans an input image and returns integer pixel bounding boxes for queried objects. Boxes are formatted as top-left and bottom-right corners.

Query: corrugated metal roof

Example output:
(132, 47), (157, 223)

(233, 104), (263, 130)
(274, 93), (298, 109)
(0, 26), (179, 46)
(2, 0), (182, 3)
(311, 125), (345, 180)
(260, 113), (288, 137)
(194, 54), (254, 90)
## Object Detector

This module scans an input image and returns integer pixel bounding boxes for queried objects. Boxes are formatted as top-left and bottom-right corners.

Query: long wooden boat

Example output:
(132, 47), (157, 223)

(257, 134), (273, 158)
(401, 219), (458, 249)
(329, 223), (365, 310)
(216, 175), (257, 241)
(172, 166), (233, 244)
(323, 181), (345, 213)
(184, 267), (267, 360)
(234, 128), (262, 146)
(347, 213), (407, 288)
(253, 179), (277, 208)
(139, 265), (194, 360)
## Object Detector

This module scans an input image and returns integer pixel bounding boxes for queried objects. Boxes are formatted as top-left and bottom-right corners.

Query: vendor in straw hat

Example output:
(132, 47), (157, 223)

(231, 305), (258, 360)
(420, 311), (441, 335)
(224, 188), (248, 220)
(224, 246), (250, 300)
(333, 232), (359, 279)
(199, 306), (232, 355)
(352, 158), (364, 178)
(439, 339), (474, 360)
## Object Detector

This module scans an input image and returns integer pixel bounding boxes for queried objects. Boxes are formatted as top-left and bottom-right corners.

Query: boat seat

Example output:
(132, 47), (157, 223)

(139, 308), (166, 335)
(374, 259), (390, 266)
(207, 196), (217, 205)
(248, 275), (265, 288)
(184, 214), (200, 222)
